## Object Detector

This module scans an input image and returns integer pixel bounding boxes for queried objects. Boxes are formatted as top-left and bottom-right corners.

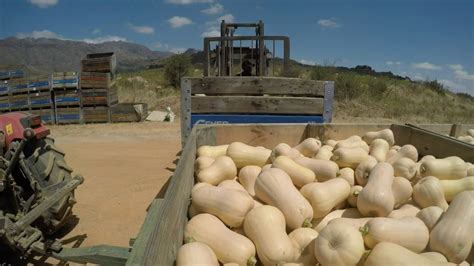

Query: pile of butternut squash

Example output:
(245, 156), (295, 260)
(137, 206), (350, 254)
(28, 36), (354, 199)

(178, 128), (474, 266)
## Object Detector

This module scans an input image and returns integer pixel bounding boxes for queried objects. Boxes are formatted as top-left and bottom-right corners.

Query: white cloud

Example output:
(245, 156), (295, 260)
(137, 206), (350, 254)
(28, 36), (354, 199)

(201, 30), (220, 37)
(448, 64), (474, 81)
(201, 3), (223, 14)
(28, 0), (58, 8)
(129, 24), (155, 34)
(170, 47), (186, 54)
(154, 42), (164, 49)
(218, 13), (234, 23)
(299, 59), (316, 66)
(92, 28), (101, 35)
(412, 73), (425, 81)
(386, 61), (401, 66)
(16, 30), (62, 39)
(201, 14), (234, 37)
(317, 18), (341, 28)
(165, 0), (212, 4)
(439, 79), (468, 93)
(411, 62), (442, 70)
(168, 16), (193, 28)
(82, 36), (127, 44)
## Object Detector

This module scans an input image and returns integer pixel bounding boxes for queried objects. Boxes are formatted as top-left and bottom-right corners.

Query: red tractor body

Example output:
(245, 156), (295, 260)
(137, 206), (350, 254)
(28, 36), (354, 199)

(0, 112), (50, 149)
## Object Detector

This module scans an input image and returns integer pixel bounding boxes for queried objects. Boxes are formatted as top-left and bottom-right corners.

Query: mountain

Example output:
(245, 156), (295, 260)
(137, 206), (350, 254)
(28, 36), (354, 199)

(0, 37), (174, 74)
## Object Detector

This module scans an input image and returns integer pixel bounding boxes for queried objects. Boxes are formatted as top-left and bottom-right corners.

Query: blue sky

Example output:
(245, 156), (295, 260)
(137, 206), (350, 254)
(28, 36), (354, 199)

(0, 0), (473, 94)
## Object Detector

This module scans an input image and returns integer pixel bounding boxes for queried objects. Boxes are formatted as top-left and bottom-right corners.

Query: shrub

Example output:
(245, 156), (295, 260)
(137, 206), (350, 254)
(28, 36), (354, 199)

(164, 54), (192, 88)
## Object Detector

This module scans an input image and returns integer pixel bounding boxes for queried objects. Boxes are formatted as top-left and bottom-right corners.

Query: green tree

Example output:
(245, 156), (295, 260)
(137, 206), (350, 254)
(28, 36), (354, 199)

(164, 54), (192, 88)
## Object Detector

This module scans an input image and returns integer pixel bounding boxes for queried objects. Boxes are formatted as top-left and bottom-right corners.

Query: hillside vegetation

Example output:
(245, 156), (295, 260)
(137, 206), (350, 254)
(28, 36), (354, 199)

(116, 64), (474, 124)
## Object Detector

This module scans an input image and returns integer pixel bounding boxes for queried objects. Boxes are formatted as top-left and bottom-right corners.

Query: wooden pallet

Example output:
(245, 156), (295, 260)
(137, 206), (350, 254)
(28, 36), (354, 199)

(81, 52), (116, 78)
(52, 72), (79, 89)
(9, 93), (29, 110)
(80, 72), (115, 89)
(0, 95), (10, 111)
(55, 107), (82, 124)
(83, 106), (110, 123)
(8, 78), (29, 94)
(29, 90), (52, 108)
(81, 86), (118, 107)
(28, 75), (50, 92)
(53, 89), (81, 107)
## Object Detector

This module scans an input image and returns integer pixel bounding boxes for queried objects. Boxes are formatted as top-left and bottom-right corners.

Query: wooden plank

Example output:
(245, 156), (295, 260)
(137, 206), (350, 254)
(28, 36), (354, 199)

(190, 77), (326, 96)
(191, 96), (324, 115)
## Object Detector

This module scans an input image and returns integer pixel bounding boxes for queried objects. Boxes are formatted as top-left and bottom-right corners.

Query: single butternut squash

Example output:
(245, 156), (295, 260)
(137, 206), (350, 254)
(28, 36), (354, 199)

(416, 206), (443, 231)
(369, 138), (390, 162)
(300, 178), (351, 218)
(294, 157), (339, 181)
(227, 142), (271, 168)
(439, 176), (474, 202)
(420, 252), (448, 262)
(337, 167), (355, 186)
(419, 156), (467, 180)
(313, 146), (333, 160)
(392, 176), (413, 208)
(197, 156), (237, 185)
(332, 147), (369, 169)
(363, 129), (395, 146)
(272, 155), (316, 188)
(271, 143), (302, 162)
(312, 208), (362, 232)
(197, 144), (229, 158)
(293, 138), (321, 157)
(238, 165), (261, 197)
(288, 228), (319, 265)
(177, 242), (219, 266)
(393, 158), (417, 180)
(355, 156), (378, 186)
(386, 144), (418, 164)
(388, 204), (420, 219)
(195, 156), (215, 175)
(413, 176), (449, 210)
(348, 185), (363, 207)
(218, 179), (248, 192)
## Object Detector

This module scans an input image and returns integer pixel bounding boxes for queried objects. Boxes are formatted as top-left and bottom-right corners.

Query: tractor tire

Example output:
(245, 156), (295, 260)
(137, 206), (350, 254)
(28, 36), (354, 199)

(24, 137), (76, 234)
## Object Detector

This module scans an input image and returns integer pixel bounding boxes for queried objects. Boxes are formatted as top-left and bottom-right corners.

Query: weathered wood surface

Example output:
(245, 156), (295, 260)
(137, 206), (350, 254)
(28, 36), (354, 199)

(83, 107), (109, 123)
(189, 77), (326, 96)
(192, 96), (324, 115)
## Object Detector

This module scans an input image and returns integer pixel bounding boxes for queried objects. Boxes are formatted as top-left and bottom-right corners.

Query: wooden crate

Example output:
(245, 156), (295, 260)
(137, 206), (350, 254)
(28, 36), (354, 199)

(82, 106), (110, 123)
(29, 108), (54, 124)
(53, 89), (81, 107)
(9, 93), (29, 110)
(28, 75), (50, 92)
(0, 69), (24, 80)
(125, 123), (474, 265)
(80, 72), (115, 89)
(81, 52), (116, 78)
(81, 86), (118, 107)
(0, 80), (9, 95)
(0, 95), (10, 111)
(52, 72), (79, 89)
(8, 78), (29, 94)
(55, 107), (81, 124)
(110, 103), (147, 123)
(29, 90), (52, 108)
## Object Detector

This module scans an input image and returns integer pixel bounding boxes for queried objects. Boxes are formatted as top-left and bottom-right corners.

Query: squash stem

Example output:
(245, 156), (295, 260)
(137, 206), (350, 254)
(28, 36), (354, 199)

(184, 236), (195, 243)
(302, 218), (312, 228)
(247, 256), (257, 266)
(359, 225), (369, 236)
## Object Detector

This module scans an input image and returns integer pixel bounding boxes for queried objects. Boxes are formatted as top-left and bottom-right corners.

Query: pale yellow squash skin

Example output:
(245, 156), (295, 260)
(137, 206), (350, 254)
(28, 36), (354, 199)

(413, 176), (449, 210)
(361, 216), (429, 253)
(197, 156), (237, 185)
(288, 228), (319, 265)
(419, 156), (467, 180)
(337, 167), (355, 186)
(364, 242), (456, 266)
(392, 176), (413, 208)
(420, 252), (448, 262)
(325, 139), (338, 147)
(300, 178), (351, 218)
(355, 156), (378, 186)
(468, 129), (474, 137)
(416, 206), (444, 231)
(194, 156), (215, 175)
(177, 242), (219, 266)
(313, 147), (333, 160)
(271, 143), (302, 162)
(243, 206), (299, 265)
(363, 129), (395, 146)
(294, 157), (339, 181)
(329, 217), (372, 231)
(197, 144), (229, 158)
(312, 208), (362, 232)
(369, 138), (390, 162)
(332, 147), (369, 169)
(262, 164), (272, 171)
(232, 226), (246, 236)
(254, 168), (313, 229)
(237, 165), (261, 197)
(334, 140), (370, 153)
(293, 138), (321, 157)
(392, 158), (417, 180)
(227, 142), (271, 168)
(348, 185), (363, 207)
(192, 185), (254, 228)
(185, 214), (256, 265)
(314, 219), (365, 266)
(357, 162), (395, 217)
(386, 144), (419, 164)
(439, 176), (474, 202)
(320, 144), (334, 152)
(218, 179), (248, 192)
(429, 191), (474, 263)
(385, 149), (398, 162)
(272, 156), (316, 188)
(388, 204), (420, 219)
(466, 162), (474, 176)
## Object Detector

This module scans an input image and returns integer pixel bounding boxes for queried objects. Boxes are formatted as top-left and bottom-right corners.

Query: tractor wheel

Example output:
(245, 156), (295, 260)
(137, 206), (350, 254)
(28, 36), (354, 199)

(24, 137), (76, 234)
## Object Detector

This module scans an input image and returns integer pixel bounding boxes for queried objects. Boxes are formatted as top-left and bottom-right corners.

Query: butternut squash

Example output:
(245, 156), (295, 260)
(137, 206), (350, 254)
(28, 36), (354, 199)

(334, 140), (370, 153)
(312, 208), (362, 232)
(293, 138), (321, 157)
(300, 178), (351, 218)
(227, 142), (271, 168)
(357, 162), (395, 217)
(416, 206), (443, 231)
(468, 129), (474, 137)
(197, 156), (237, 185)
(420, 252), (448, 262)
(272, 155), (316, 188)
(195, 156), (215, 175)
(218, 179), (247, 192)
(413, 176), (449, 210)
(320, 144), (334, 152)
(197, 144), (229, 158)
(392, 158), (417, 180)
(254, 168), (313, 229)
(369, 138), (390, 162)
(361, 216), (429, 253)
(332, 147), (369, 169)
(386, 144), (418, 164)
(348, 185), (363, 207)
(271, 143), (302, 162)
(262, 164), (272, 171)
(288, 228), (319, 265)
(391, 145), (401, 151)
(294, 157), (339, 181)
(337, 167), (355, 186)
(421, 155), (436, 162)
(388, 204), (420, 219)
(419, 156), (467, 180)
(325, 139), (338, 147)
(329, 217), (372, 231)
(364, 242), (455, 266)
(237, 165), (261, 197)
(192, 184), (254, 227)
(429, 191), (474, 263)
(385, 149), (398, 162)
(243, 206), (299, 265)
(355, 156), (378, 186)
(177, 242), (219, 266)
(185, 213), (256, 265)
(313, 146), (333, 160)
(363, 129), (395, 146)
(314, 219), (365, 266)
(466, 162), (474, 176)
(392, 176), (413, 208)
(439, 176), (474, 202)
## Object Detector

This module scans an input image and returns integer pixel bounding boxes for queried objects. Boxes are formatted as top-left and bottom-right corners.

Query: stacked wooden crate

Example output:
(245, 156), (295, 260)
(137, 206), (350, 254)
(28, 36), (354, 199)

(80, 52), (118, 123)
(0, 68), (18, 112)
(52, 72), (80, 124)
(28, 75), (54, 123)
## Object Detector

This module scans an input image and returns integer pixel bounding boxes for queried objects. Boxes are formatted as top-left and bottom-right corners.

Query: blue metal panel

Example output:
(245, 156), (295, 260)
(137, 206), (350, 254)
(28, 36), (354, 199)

(191, 114), (324, 126)
(29, 81), (50, 88)
(31, 99), (51, 105)
(55, 97), (80, 103)
(53, 79), (78, 85)
(10, 100), (28, 107)
(0, 103), (10, 108)
(57, 114), (81, 120)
